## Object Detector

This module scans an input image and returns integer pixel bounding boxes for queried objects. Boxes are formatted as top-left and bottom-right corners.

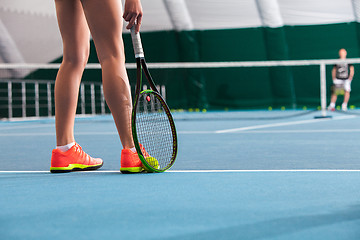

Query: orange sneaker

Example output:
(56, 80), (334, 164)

(50, 143), (103, 173)
(120, 148), (144, 173)
(120, 145), (159, 173)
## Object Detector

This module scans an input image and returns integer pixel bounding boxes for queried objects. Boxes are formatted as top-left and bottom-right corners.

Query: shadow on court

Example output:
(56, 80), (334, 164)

(164, 205), (360, 240)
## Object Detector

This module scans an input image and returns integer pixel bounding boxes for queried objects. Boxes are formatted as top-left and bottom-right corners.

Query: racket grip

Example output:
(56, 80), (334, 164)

(130, 26), (144, 58)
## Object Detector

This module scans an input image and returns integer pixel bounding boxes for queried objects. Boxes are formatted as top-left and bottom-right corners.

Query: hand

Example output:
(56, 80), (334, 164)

(123, 0), (143, 33)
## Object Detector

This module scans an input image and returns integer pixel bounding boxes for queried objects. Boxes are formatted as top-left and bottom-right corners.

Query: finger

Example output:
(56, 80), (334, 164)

(135, 14), (142, 33)
(123, 12), (128, 19)
(126, 15), (137, 29)
(124, 13), (132, 22)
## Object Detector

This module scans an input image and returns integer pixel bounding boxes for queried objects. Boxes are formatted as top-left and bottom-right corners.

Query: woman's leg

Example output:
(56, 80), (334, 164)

(80, 0), (134, 149)
(54, 0), (90, 146)
(51, 0), (103, 173)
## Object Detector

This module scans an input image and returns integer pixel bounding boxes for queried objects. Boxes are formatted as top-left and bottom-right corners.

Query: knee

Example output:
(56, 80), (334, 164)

(98, 53), (125, 67)
(62, 46), (90, 69)
(97, 41), (126, 66)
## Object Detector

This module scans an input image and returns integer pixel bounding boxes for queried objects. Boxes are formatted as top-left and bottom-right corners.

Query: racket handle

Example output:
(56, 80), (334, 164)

(130, 26), (144, 58)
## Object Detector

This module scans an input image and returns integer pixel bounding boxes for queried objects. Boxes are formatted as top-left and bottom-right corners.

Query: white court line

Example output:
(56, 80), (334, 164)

(178, 131), (215, 134)
(0, 115), (357, 135)
(0, 131), (215, 137)
(0, 124), (54, 131)
(215, 115), (356, 134)
(0, 131), (214, 137)
(0, 115), (357, 137)
(1, 169), (360, 173)
(3, 128), (360, 137)
(169, 169), (360, 172)
(0, 132), (55, 137)
(242, 129), (360, 133)
(179, 129), (360, 134)
(0, 132), (116, 137)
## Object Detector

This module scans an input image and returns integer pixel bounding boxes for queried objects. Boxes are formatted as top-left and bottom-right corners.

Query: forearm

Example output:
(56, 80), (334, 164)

(332, 68), (336, 80)
(349, 66), (354, 80)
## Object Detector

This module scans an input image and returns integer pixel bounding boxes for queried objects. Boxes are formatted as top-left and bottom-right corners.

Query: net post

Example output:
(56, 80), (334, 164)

(8, 81), (12, 119)
(90, 83), (95, 115)
(100, 84), (105, 114)
(315, 62), (331, 119)
(35, 82), (39, 117)
(21, 82), (26, 118)
(80, 83), (85, 115)
(47, 83), (52, 117)
(161, 85), (166, 101)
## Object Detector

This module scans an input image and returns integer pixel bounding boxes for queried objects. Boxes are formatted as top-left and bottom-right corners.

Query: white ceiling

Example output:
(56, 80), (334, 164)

(1, 0), (357, 30)
(0, 0), (358, 63)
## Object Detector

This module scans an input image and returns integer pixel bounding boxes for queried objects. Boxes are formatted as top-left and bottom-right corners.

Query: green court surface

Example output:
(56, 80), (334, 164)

(1, 110), (360, 239)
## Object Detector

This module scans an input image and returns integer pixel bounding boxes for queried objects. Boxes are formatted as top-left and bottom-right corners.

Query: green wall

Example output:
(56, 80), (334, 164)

(3, 22), (360, 118)
(39, 22), (360, 110)
(120, 22), (360, 110)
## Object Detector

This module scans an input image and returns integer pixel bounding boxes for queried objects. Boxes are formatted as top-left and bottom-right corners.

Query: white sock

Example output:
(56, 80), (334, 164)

(329, 102), (335, 108)
(57, 142), (75, 152)
(342, 103), (348, 107)
(130, 147), (137, 153)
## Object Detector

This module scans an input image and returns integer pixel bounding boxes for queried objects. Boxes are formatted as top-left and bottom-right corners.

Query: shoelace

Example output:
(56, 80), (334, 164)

(140, 144), (150, 158)
(74, 144), (91, 164)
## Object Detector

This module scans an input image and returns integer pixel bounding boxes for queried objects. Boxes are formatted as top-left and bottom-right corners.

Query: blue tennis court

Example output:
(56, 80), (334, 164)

(1, 110), (360, 239)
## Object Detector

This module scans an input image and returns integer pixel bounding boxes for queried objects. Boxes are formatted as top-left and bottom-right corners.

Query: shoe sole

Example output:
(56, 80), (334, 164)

(50, 162), (103, 173)
(120, 167), (144, 174)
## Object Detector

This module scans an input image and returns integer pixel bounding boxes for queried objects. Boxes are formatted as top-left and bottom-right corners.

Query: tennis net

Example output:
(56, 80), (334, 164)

(0, 63), (165, 119)
(1, 59), (359, 120)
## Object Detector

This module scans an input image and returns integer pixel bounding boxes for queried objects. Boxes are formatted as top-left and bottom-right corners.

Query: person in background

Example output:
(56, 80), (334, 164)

(328, 48), (354, 111)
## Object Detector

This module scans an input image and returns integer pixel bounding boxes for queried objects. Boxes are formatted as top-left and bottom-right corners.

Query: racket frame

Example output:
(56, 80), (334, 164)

(130, 28), (178, 172)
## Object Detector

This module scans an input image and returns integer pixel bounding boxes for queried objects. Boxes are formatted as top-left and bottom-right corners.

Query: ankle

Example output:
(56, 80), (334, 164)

(57, 142), (75, 152)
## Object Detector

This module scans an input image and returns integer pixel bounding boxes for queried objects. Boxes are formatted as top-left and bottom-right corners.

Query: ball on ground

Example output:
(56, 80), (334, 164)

(146, 157), (159, 169)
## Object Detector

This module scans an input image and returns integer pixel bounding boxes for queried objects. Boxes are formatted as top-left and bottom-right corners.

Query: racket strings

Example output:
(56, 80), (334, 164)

(136, 92), (174, 169)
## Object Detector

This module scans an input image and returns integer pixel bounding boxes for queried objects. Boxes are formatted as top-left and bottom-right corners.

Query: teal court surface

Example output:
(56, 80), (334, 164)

(1, 110), (360, 240)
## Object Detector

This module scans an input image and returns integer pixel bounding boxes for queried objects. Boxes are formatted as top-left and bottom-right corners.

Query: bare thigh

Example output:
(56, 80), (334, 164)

(80, 0), (125, 63)
(55, 0), (90, 65)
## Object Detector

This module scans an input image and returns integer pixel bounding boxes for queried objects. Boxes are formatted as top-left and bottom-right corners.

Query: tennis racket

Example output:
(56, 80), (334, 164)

(130, 27), (178, 173)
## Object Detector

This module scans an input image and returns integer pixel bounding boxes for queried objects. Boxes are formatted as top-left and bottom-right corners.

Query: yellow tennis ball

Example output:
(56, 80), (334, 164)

(268, 106), (272, 111)
(146, 157), (159, 169)
(281, 106), (285, 111)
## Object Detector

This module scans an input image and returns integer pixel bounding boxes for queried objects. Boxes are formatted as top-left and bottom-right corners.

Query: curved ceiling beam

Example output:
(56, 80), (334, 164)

(352, 0), (360, 22)
(255, 0), (283, 28)
(163, 0), (193, 31)
(0, 19), (25, 77)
